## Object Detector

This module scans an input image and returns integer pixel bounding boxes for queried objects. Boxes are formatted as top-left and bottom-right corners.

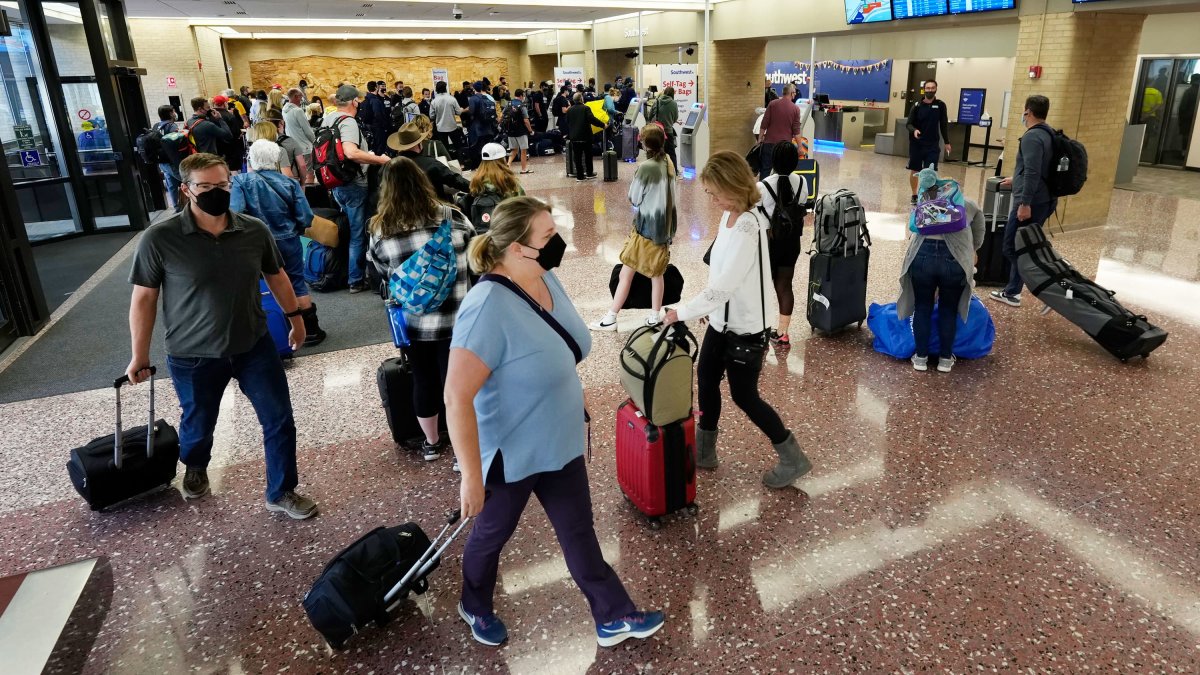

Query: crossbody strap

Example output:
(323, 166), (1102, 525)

(479, 274), (583, 364)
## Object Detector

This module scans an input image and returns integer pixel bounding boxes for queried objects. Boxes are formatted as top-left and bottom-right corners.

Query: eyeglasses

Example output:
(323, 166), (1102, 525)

(188, 181), (231, 191)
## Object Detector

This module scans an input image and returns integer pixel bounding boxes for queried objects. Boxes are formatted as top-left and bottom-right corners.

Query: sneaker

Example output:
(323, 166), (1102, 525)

(910, 194), (918, 205)
(181, 468), (210, 499)
(989, 291), (1021, 307)
(452, 459), (461, 473)
(645, 311), (661, 327)
(589, 312), (618, 331)
(458, 602), (508, 646)
(596, 610), (666, 647)
(348, 281), (369, 294)
(420, 438), (445, 462)
(911, 355), (928, 372)
(265, 491), (318, 520)
(937, 355), (957, 373)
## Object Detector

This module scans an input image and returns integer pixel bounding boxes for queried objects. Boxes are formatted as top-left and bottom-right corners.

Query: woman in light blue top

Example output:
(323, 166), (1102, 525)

(445, 196), (665, 649)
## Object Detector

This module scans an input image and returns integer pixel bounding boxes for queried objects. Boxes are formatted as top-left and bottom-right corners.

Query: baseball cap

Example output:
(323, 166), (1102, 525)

(481, 143), (507, 161)
(334, 84), (362, 104)
(212, 95), (228, 106)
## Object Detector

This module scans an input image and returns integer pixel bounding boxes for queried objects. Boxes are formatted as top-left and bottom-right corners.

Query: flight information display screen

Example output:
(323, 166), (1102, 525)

(949, 0), (1015, 13)
(845, 0), (894, 24)
(893, 0), (949, 20)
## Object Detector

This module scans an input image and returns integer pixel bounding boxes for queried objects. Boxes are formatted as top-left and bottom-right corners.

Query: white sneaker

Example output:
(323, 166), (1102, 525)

(937, 356), (957, 373)
(911, 355), (928, 372)
(645, 311), (662, 327)
(589, 312), (618, 331)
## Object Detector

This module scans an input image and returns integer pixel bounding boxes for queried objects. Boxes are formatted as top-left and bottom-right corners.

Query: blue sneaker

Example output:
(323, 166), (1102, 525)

(457, 602), (508, 646)
(596, 610), (665, 647)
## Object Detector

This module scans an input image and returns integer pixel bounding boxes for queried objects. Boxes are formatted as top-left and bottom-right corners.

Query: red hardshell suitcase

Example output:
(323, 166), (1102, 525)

(615, 399), (698, 529)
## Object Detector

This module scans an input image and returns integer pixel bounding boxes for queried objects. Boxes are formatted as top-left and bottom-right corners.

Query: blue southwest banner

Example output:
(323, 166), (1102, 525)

(766, 59), (892, 103)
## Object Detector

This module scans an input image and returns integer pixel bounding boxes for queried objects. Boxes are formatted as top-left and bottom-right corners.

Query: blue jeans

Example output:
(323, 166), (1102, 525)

(1001, 199), (1057, 296)
(159, 163), (181, 207)
(332, 183), (368, 285)
(758, 142), (776, 179)
(274, 236), (309, 298)
(910, 239), (967, 359)
(168, 333), (298, 502)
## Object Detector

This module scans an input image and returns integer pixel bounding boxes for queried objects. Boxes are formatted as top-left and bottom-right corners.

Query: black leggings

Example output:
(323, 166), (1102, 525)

(773, 265), (796, 316)
(408, 338), (451, 418)
(695, 326), (789, 444)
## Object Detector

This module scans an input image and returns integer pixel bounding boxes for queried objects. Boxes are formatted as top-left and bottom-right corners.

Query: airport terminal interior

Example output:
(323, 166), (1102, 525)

(1, 0), (1199, 672)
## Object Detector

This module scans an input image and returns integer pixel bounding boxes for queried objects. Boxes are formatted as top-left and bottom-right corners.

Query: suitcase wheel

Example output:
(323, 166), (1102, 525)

(686, 504), (700, 516)
(648, 517), (662, 531)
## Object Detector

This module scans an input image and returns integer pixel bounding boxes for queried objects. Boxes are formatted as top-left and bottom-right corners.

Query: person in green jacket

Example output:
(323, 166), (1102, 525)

(652, 87), (680, 177)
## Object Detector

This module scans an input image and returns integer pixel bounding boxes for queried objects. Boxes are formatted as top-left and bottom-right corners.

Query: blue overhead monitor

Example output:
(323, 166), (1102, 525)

(958, 88), (986, 125)
(845, 0), (894, 24)
(949, 0), (1015, 13)
(893, 0), (949, 20)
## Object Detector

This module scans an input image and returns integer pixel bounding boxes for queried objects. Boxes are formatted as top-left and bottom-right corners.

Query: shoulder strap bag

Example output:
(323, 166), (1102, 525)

(721, 213), (769, 372)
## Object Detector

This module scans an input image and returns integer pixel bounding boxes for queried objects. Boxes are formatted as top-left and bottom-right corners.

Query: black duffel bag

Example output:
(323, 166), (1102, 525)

(609, 263), (684, 309)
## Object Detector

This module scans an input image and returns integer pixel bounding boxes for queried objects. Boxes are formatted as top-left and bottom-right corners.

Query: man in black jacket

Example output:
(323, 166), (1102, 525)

(905, 79), (952, 204)
(552, 85), (572, 134)
(387, 121), (470, 199)
(185, 96), (232, 156)
(566, 93), (605, 181)
(361, 81), (390, 155)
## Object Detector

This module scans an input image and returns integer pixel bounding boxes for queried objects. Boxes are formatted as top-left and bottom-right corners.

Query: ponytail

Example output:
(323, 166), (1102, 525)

(467, 233), (499, 274)
(465, 196), (552, 274)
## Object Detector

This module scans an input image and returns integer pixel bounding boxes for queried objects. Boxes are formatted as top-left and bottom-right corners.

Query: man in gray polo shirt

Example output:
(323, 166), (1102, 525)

(125, 152), (318, 520)
(320, 84), (389, 293)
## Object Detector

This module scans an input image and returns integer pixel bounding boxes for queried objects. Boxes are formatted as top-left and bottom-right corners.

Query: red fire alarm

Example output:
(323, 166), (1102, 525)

(1028, 65), (1042, 79)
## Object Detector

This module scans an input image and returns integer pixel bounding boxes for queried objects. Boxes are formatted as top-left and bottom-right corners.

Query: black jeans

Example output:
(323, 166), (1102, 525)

(407, 338), (451, 418)
(696, 325), (788, 443)
(571, 140), (595, 179)
(665, 134), (679, 175)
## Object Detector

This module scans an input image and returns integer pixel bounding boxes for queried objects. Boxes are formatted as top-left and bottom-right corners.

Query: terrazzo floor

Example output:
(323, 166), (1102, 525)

(1, 148), (1198, 674)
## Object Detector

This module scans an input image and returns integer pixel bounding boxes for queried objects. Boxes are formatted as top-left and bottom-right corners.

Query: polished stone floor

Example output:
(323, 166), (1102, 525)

(1, 148), (1198, 674)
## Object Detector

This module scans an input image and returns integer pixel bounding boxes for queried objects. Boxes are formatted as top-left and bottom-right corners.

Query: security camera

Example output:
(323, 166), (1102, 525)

(452, 5), (463, 19)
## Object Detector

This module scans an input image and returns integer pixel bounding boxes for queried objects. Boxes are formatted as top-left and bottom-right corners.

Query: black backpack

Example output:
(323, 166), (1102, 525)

(502, 102), (525, 136)
(135, 126), (166, 165)
(1034, 125), (1088, 198)
(476, 96), (498, 133)
(312, 117), (360, 189)
(760, 179), (804, 241)
(471, 190), (504, 230)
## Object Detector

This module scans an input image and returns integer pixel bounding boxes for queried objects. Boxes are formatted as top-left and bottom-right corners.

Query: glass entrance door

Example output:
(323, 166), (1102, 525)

(1133, 58), (1200, 167)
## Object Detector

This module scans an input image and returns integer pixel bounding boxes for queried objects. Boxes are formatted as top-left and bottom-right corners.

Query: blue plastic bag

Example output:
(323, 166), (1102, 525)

(868, 296), (995, 359)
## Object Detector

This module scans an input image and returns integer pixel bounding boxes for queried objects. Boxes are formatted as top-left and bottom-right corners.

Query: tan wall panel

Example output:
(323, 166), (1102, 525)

(224, 39), (523, 102)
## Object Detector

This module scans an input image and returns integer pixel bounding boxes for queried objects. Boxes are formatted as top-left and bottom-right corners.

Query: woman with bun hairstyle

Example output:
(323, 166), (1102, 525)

(445, 196), (665, 648)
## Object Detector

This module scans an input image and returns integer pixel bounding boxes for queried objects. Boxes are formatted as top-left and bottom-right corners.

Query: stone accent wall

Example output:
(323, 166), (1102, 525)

(1002, 11), (1146, 231)
(707, 39), (765, 157)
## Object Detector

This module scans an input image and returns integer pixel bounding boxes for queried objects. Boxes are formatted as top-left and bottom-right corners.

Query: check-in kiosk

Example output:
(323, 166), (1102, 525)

(679, 102), (708, 176)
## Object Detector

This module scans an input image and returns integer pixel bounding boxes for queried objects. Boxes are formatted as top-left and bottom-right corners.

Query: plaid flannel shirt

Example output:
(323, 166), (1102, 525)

(368, 205), (475, 342)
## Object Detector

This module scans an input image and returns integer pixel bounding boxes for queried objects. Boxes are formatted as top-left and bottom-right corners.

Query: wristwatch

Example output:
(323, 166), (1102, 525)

(284, 308), (303, 318)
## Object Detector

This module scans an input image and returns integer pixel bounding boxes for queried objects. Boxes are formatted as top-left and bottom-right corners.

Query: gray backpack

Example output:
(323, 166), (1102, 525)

(812, 189), (870, 256)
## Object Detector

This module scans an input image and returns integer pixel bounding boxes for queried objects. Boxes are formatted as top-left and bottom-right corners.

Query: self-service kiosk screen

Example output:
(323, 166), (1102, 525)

(685, 110), (701, 126)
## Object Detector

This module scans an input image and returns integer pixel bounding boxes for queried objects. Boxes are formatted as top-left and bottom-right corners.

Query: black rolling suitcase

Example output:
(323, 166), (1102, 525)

(305, 184), (332, 209)
(975, 176), (1012, 286)
(620, 125), (639, 161)
(565, 140), (575, 178)
(807, 189), (870, 333)
(304, 510), (474, 649)
(807, 249), (870, 333)
(1015, 224), (1168, 361)
(603, 150), (619, 182)
(377, 354), (422, 447)
(67, 367), (181, 511)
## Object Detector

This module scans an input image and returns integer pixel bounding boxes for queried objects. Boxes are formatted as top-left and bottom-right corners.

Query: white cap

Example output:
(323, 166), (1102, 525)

(481, 143), (507, 161)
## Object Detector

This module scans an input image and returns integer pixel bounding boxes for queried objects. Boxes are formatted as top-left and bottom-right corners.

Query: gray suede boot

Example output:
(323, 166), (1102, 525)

(696, 427), (719, 469)
(762, 433), (812, 489)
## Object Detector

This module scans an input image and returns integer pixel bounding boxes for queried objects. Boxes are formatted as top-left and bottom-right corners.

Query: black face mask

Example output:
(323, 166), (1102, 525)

(924, 91), (936, 101)
(523, 233), (567, 271)
(192, 188), (231, 216)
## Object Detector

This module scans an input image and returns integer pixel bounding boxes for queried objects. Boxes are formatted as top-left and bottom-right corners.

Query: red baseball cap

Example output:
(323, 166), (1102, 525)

(212, 95), (228, 105)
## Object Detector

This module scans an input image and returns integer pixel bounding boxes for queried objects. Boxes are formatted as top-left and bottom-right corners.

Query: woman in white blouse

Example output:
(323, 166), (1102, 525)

(663, 151), (813, 489)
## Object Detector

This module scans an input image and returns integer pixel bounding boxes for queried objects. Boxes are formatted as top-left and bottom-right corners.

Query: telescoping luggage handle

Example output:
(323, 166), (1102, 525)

(112, 366), (158, 470)
(384, 508), (474, 607)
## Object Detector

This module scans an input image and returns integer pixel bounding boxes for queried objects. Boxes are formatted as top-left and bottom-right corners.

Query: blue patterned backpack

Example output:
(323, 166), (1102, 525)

(388, 215), (457, 315)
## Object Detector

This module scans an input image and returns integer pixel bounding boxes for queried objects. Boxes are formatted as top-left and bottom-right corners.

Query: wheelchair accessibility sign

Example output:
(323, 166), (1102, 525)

(19, 150), (43, 167)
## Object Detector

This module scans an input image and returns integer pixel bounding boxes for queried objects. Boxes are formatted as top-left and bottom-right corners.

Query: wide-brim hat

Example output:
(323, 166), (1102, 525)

(387, 121), (430, 153)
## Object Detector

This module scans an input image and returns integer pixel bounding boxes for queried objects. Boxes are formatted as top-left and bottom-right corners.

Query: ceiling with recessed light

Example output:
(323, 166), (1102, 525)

(123, 0), (709, 38)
